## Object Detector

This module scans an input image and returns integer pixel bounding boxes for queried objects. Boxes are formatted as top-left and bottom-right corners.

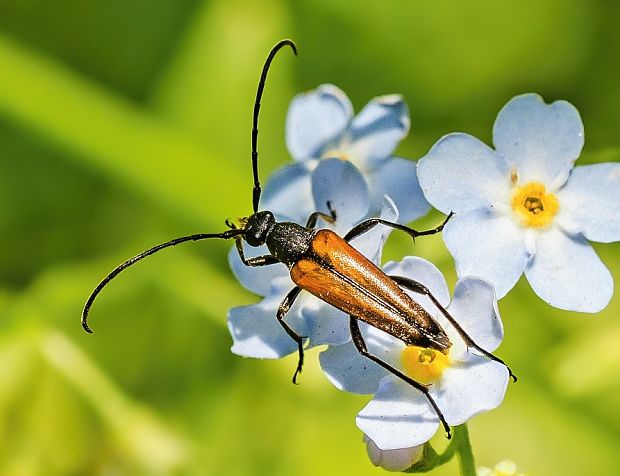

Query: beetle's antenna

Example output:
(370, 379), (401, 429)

(81, 229), (244, 333)
(251, 39), (297, 213)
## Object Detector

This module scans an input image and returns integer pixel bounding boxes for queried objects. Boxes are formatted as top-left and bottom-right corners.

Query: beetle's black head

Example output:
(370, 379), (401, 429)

(244, 211), (276, 247)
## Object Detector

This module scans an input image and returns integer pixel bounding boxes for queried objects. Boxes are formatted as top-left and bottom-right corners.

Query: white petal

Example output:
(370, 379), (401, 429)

(432, 355), (509, 426)
(346, 94), (410, 170)
(363, 435), (424, 472)
(525, 227), (613, 312)
(363, 323), (408, 369)
(302, 301), (351, 347)
(356, 376), (439, 450)
(366, 158), (431, 224)
(319, 340), (387, 395)
(348, 195), (398, 264)
(492, 93), (584, 189)
(260, 163), (315, 222)
(383, 256), (451, 309)
(312, 158), (369, 226)
(228, 245), (289, 297)
(443, 209), (530, 299)
(444, 277), (503, 357)
(418, 133), (511, 214)
(320, 321), (404, 395)
(227, 282), (299, 359)
(556, 163), (620, 243)
(286, 84), (353, 161)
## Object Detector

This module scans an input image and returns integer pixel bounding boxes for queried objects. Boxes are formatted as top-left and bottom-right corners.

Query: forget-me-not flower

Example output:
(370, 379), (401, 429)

(320, 256), (509, 450)
(260, 84), (430, 224)
(418, 93), (620, 312)
(228, 160), (399, 358)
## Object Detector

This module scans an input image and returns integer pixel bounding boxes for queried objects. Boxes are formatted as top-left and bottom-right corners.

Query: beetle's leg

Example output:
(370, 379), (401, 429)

(349, 316), (452, 439)
(305, 212), (335, 228)
(344, 212), (454, 243)
(234, 241), (304, 381)
(235, 238), (279, 266)
(305, 201), (337, 228)
(276, 286), (306, 384)
(390, 275), (517, 383)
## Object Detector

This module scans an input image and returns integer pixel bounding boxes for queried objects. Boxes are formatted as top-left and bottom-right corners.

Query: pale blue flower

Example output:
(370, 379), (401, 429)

(260, 84), (430, 224)
(320, 257), (509, 450)
(227, 168), (399, 359)
(363, 434), (423, 472)
(418, 93), (620, 312)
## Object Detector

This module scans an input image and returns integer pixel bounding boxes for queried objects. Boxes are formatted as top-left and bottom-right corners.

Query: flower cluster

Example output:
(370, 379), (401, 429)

(229, 86), (429, 354)
(228, 86), (619, 471)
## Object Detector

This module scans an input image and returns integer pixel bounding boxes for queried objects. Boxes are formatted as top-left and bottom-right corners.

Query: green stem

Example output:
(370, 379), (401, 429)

(454, 424), (477, 476)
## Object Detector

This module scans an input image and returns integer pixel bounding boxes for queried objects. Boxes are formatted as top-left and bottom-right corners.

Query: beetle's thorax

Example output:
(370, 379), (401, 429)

(265, 222), (315, 267)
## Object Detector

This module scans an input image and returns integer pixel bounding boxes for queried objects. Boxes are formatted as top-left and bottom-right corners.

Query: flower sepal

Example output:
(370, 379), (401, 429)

(402, 424), (476, 474)
(403, 441), (442, 473)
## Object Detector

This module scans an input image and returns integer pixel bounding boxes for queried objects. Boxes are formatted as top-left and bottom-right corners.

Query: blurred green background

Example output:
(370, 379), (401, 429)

(0, 0), (619, 474)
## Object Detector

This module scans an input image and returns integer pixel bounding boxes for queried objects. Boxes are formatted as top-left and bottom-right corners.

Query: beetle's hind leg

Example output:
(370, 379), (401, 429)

(344, 212), (454, 243)
(276, 286), (307, 384)
(349, 317), (452, 439)
(390, 275), (517, 382)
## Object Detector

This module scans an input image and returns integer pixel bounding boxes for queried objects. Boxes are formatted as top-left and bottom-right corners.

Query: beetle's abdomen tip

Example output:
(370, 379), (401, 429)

(434, 332), (452, 353)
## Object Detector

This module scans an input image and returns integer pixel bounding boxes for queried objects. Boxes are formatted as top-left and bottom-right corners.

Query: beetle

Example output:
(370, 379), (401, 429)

(81, 39), (515, 438)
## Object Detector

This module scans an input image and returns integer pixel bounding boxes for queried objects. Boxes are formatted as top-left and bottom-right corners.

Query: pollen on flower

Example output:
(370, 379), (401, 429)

(322, 148), (349, 161)
(510, 167), (519, 185)
(511, 181), (559, 228)
(401, 345), (450, 385)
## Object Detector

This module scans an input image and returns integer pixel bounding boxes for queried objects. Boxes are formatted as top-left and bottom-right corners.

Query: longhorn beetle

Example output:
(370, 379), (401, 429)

(81, 39), (515, 438)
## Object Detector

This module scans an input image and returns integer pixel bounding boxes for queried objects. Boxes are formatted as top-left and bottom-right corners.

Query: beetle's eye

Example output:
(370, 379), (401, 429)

(244, 218), (267, 247)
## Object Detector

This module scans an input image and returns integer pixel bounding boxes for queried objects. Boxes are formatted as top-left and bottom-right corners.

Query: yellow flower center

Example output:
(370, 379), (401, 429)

(322, 149), (349, 161)
(401, 346), (451, 385)
(511, 181), (559, 228)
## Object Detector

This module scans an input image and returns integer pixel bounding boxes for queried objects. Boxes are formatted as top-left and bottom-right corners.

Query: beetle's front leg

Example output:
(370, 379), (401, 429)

(344, 212), (454, 243)
(348, 316), (452, 439)
(235, 238), (279, 266)
(390, 275), (517, 382)
(276, 286), (306, 384)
